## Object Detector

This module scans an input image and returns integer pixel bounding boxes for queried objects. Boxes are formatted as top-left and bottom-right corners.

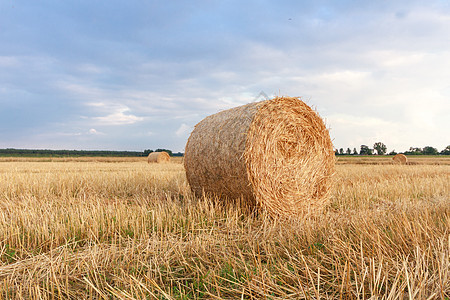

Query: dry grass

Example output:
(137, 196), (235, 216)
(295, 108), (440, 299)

(0, 158), (449, 299)
(336, 155), (450, 165)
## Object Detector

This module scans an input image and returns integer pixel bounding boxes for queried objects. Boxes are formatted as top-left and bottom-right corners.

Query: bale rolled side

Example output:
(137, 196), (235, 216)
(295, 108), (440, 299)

(392, 153), (407, 164)
(148, 151), (170, 163)
(184, 96), (335, 217)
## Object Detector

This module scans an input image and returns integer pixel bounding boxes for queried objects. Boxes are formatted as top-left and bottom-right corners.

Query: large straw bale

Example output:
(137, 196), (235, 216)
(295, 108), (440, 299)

(147, 151), (170, 163)
(392, 153), (407, 164)
(184, 96), (335, 218)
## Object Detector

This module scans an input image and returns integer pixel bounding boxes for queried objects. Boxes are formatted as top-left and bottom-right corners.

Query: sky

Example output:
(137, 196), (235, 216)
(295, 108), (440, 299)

(1, 1), (449, 153)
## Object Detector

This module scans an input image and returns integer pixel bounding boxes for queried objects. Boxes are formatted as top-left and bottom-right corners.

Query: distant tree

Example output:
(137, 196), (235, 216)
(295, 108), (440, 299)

(143, 149), (154, 156)
(441, 145), (450, 155)
(422, 146), (438, 155)
(0, 148), (144, 157)
(352, 148), (358, 155)
(346, 148), (351, 155)
(335, 149), (339, 156)
(339, 148), (344, 155)
(388, 150), (397, 155)
(155, 148), (173, 156)
(360, 145), (373, 155)
(405, 147), (423, 155)
(373, 142), (387, 155)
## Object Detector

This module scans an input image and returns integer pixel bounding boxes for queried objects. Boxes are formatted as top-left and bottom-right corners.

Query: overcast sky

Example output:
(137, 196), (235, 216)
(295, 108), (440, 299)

(1, 1), (449, 153)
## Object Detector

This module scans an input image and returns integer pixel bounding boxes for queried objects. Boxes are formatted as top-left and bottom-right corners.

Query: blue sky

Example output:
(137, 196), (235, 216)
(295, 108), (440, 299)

(1, 1), (449, 152)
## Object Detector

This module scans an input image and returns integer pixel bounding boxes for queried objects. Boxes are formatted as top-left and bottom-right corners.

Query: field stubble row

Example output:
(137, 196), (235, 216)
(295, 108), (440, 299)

(0, 159), (448, 299)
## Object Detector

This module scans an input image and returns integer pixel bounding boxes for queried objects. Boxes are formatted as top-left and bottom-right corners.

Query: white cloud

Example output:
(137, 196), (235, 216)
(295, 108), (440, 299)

(0, 56), (20, 67)
(85, 102), (107, 107)
(175, 123), (191, 137)
(93, 108), (144, 125)
(371, 50), (426, 68)
(56, 132), (82, 137)
(328, 114), (396, 129)
(83, 101), (145, 126)
(88, 128), (104, 135)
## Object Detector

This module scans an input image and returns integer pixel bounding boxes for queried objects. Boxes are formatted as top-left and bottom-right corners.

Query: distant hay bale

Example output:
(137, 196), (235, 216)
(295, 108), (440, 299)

(392, 153), (407, 165)
(184, 96), (335, 218)
(147, 152), (170, 163)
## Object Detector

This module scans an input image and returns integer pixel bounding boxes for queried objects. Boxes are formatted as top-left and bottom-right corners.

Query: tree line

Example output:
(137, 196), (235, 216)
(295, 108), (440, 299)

(335, 143), (450, 156)
(0, 148), (183, 157)
(2, 144), (448, 157)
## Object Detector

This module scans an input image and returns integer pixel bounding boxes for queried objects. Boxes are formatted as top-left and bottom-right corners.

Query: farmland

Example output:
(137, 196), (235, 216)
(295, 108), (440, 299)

(0, 156), (449, 299)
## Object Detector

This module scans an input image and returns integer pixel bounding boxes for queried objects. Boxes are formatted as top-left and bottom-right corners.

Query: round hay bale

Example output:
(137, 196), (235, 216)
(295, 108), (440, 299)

(147, 151), (170, 163)
(184, 96), (335, 218)
(392, 153), (407, 164)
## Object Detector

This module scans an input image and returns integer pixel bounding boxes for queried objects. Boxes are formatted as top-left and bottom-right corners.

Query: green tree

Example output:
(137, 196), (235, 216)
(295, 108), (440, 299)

(441, 145), (450, 155)
(352, 148), (358, 155)
(346, 148), (351, 155)
(407, 147), (423, 155)
(155, 149), (173, 156)
(143, 149), (154, 156)
(373, 142), (387, 155)
(422, 146), (438, 155)
(339, 148), (344, 155)
(360, 145), (372, 155)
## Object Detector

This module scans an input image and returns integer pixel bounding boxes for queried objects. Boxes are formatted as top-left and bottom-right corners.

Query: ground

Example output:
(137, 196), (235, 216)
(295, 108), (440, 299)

(0, 156), (448, 299)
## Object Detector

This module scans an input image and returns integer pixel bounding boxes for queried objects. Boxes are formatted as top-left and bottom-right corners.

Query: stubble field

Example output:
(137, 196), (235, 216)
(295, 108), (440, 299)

(0, 156), (449, 299)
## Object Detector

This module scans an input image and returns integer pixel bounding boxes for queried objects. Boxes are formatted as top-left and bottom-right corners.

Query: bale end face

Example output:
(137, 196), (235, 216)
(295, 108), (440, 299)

(244, 97), (335, 217)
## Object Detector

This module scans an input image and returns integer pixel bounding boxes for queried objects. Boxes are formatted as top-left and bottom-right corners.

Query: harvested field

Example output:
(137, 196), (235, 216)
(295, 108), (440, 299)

(0, 157), (448, 299)
(336, 155), (450, 165)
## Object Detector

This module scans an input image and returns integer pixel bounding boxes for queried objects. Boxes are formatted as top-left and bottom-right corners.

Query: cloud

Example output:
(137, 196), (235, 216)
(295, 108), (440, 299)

(88, 128), (103, 135)
(0, 56), (20, 67)
(93, 107), (144, 125)
(1, 1), (449, 152)
(81, 101), (145, 126)
(175, 123), (191, 137)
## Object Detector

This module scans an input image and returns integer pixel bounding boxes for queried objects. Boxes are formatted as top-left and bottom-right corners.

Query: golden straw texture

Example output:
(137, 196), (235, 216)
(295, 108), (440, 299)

(392, 153), (407, 165)
(184, 97), (335, 218)
(148, 152), (170, 163)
